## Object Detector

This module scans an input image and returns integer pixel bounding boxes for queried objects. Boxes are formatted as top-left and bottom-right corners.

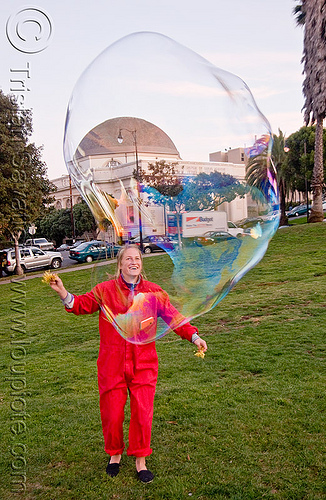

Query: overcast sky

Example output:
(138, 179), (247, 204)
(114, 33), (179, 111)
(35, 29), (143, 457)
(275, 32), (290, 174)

(1, 0), (304, 179)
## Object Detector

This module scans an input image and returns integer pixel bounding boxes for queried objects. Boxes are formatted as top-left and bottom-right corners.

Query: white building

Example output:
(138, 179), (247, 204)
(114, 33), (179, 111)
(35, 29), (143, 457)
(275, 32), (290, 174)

(51, 117), (251, 241)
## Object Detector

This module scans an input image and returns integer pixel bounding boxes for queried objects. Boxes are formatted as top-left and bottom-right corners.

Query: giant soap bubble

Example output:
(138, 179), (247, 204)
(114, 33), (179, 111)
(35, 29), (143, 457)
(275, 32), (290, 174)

(63, 32), (279, 344)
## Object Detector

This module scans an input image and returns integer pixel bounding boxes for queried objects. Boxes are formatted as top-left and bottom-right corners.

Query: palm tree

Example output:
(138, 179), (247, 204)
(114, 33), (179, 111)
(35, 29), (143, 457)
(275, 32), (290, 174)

(294, 0), (326, 222)
(246, 130), (288, 226)
(270, 130), (290, 226)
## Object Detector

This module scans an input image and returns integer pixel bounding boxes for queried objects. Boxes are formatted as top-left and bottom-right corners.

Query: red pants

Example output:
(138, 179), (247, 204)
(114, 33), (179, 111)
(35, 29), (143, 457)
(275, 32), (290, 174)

(97, 341), (158, 457)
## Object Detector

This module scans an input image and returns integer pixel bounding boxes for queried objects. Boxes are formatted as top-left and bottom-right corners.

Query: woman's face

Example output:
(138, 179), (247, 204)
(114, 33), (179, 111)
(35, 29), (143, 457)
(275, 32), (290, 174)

(119, 247), (142, 282)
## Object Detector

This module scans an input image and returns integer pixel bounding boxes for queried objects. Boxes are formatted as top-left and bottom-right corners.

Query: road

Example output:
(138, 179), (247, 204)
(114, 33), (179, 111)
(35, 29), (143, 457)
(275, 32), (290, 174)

(0, 250), (116, 285)
(60, 250), (81, 269)
(0, 250), (160, 285)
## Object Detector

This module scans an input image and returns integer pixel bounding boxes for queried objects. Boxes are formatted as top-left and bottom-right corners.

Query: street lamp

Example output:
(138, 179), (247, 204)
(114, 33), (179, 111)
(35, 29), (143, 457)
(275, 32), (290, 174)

(117, 128), (143, 251)
(69, 175), (76, 240)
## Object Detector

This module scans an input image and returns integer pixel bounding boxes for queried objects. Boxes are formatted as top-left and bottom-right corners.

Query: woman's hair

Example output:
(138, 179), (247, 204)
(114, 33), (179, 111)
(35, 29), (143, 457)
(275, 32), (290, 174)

(115, 244), (146, 279)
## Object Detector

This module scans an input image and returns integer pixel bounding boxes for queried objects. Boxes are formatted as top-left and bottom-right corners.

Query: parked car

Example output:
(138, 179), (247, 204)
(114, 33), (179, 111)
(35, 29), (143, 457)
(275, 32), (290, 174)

(287, 204), (311, 217)
(56, 240), (85, 251)
(69, 241), (122, 263)
(227, 221), (244, 237)
(3, 247), (63, 274)
(236, 217), (264, 230)
(131, 235), (174, 254)
(56, 243), (71, 251)
(25, 238), (55, 251)
(323, 201), (326, 212)
(69, 240), (85, 249)
(191, 231), (238, 247)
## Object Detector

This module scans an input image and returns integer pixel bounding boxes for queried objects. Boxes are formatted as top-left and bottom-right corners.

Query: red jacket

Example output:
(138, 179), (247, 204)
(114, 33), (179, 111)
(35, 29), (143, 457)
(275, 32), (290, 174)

(66, 274), (198, 346)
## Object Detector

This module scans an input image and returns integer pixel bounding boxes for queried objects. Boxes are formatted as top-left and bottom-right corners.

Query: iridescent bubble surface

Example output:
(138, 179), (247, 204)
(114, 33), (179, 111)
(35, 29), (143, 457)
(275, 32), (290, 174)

(63, 31), (280, 344)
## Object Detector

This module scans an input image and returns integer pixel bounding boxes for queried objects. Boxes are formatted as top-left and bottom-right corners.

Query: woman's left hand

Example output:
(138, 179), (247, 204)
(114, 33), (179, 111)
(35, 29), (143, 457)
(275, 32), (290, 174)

(194, 337), (207, 352)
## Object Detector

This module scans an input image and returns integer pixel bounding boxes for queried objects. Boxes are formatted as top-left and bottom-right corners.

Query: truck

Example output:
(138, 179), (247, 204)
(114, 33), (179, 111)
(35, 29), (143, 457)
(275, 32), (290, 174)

(25, 238), (55, 251)
(182, 211), (228, 238)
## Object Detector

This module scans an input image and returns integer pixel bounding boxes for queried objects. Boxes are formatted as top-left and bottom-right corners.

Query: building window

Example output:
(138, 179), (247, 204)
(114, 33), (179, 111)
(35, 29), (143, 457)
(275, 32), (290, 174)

(55, 201), (62, 210)
(105, 159), (121, 168)
(127, 206), (134, 224)
(241, 153), (245, 162)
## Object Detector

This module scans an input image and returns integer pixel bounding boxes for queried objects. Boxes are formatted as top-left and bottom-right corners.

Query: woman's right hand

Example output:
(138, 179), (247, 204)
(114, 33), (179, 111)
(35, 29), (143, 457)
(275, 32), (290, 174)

(49, 275), (68, 300)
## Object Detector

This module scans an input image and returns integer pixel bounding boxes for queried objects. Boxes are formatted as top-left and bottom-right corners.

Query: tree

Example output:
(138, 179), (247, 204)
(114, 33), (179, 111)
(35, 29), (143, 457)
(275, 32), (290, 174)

(73, 201), (99, 239)
(141, 160), (246, 211)
(138, 160), (183, 197)
(38, 208), (72, 246)
(293, 1), (305, 24)
(37, 202), (99, 245)
(271, 131), (293, 226)
(183, 171), (247, 211)
(0, 91), (55, 274)
(139, 160), (185, 240)
(295, 0), (326, 222)
(140, 160), (246, 243)
(284, 126), (323, 200)
(246, 130), (289, 226)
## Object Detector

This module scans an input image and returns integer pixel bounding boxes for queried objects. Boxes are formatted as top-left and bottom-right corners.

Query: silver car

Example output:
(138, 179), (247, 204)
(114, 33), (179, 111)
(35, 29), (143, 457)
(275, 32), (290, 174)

(4, 247), (63, 274)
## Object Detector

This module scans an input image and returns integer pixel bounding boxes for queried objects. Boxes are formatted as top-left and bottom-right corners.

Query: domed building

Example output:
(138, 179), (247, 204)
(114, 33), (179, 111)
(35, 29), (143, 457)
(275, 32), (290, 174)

(76, 116), (181, 161)
(51, 117), (248, 241)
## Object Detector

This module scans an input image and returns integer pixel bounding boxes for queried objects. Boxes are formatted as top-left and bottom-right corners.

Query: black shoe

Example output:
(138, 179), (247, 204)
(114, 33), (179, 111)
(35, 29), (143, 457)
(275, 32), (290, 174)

(137, 469), (154, 483)
(106, 461), (120, 477)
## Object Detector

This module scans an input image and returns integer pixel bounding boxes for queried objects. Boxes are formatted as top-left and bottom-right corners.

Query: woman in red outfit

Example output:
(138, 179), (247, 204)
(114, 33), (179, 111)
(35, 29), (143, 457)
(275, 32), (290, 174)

(49, 245), (207, 483)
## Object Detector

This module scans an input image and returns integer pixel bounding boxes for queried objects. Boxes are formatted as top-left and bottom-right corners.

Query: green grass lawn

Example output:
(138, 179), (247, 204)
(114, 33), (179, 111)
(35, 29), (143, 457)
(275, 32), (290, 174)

(1, 223), (326, 499)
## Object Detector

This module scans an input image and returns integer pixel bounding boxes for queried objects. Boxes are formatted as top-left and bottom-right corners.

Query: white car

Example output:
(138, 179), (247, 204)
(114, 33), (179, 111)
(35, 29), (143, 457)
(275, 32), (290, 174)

(4, 246), (63, 274)
(227, 221), (244, 237)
